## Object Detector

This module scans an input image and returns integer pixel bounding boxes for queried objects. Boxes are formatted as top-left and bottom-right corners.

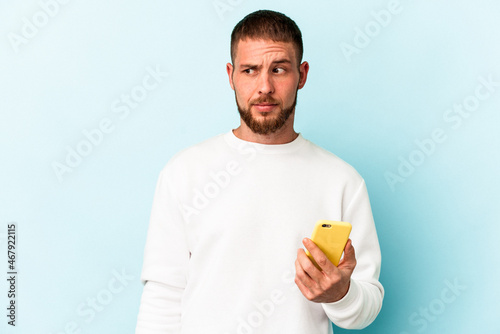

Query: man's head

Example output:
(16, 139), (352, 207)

(227, 10), (309, 137)
(230, 10), (303, 66)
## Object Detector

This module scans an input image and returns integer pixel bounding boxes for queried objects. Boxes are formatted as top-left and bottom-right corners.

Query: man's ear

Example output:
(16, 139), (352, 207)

(298, 61), (309, 90)
(226, 63), (235, 90)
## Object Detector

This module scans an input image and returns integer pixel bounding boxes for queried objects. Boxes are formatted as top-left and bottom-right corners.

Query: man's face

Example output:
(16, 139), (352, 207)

(227, 39), (308, 135)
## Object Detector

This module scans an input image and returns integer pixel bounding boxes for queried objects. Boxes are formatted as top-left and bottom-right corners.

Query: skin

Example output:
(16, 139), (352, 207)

(227, 38), (357, 303)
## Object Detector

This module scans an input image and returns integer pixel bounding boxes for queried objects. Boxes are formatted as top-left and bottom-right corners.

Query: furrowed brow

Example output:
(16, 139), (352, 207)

(272, 59), (292, 65)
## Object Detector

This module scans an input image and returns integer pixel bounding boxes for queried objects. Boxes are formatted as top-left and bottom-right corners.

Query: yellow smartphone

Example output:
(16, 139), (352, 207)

(305, 220), (352, 270)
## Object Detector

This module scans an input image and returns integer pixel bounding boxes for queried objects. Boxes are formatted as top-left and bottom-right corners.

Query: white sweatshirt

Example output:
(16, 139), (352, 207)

(136, 130), (384, 334)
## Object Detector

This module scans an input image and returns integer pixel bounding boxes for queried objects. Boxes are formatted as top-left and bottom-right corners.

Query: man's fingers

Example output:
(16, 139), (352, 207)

(295, 248), (316, 279)
(295, 252), (313, 286)
(295, 250), (324, 301)
(295, 248), (322, 285)
(295, 238), (357, 303)
(302, 238), (334, 274)
(294, 264), (313, 299)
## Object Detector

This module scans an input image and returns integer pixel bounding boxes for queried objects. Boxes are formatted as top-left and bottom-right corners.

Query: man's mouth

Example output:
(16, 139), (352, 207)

(252, 103), (278, 112)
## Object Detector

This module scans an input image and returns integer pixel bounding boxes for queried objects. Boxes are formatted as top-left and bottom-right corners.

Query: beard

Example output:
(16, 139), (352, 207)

(235, 92), (298, 135)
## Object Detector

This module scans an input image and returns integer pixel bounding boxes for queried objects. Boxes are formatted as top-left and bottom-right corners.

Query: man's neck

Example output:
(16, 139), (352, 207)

(232, 120), (298, 145)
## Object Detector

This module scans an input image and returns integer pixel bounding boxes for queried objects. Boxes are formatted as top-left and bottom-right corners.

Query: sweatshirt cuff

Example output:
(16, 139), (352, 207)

(322, 278), (360, 312)
(321, 279), (380, 330)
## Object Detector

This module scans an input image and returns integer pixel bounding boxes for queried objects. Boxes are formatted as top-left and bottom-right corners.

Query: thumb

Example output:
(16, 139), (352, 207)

(338, 239), (356, 271)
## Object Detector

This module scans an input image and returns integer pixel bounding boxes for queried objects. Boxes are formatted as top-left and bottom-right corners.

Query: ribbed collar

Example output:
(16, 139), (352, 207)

(223, 129), (307, 154)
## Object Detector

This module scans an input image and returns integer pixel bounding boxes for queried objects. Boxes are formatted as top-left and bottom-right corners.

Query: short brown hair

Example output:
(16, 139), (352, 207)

(230, 10), (303, 65)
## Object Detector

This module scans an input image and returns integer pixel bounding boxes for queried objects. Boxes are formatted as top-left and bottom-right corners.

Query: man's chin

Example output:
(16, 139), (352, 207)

(249, 118), (286, 135)
(253, 111), (278, 120)
(237, 100), (295, 135)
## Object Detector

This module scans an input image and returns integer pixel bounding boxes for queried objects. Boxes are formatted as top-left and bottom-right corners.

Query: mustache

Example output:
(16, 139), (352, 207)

(250, 97), (280, 105)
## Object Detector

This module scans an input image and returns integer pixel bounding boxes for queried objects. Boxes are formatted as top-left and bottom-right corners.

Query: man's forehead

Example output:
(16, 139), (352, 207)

(234, 38), (296, 64)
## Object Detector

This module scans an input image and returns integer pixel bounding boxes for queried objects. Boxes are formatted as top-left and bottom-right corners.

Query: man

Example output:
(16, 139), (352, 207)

(136, 10), (383, 334)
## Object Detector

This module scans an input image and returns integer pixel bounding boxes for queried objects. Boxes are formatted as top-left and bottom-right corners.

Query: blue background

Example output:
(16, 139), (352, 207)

(1, 0), (499, 333)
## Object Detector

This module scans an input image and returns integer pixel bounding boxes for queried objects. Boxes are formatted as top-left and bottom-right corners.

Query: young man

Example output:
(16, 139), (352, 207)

(136, 10), (383, 334)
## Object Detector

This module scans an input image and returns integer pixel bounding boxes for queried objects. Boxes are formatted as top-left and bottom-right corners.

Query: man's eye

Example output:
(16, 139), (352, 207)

(273, 67), (285, 74)
(244, 68), (255, 74)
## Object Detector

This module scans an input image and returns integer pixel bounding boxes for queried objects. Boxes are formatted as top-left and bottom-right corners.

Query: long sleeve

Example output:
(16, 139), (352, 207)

(322, 179), (384, 329)
(135, 167), (190, 334)
(136, 281), (183, 333)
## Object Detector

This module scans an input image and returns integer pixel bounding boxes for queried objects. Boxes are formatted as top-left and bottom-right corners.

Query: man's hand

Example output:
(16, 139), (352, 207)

(294, 238), (356, 303)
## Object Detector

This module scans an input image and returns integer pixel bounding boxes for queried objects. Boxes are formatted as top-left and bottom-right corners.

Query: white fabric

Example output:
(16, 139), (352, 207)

(136, 130), (384, 334)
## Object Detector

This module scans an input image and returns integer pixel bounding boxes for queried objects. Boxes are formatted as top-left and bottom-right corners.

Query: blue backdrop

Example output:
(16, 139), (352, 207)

(1, 0), (499, 333)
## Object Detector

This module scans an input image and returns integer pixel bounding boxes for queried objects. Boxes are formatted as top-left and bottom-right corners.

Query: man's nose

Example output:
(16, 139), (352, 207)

(258, 72), (274, 95)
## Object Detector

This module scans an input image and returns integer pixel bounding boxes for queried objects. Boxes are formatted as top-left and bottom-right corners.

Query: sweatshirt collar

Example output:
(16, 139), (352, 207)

(224, 129), (306, 154)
